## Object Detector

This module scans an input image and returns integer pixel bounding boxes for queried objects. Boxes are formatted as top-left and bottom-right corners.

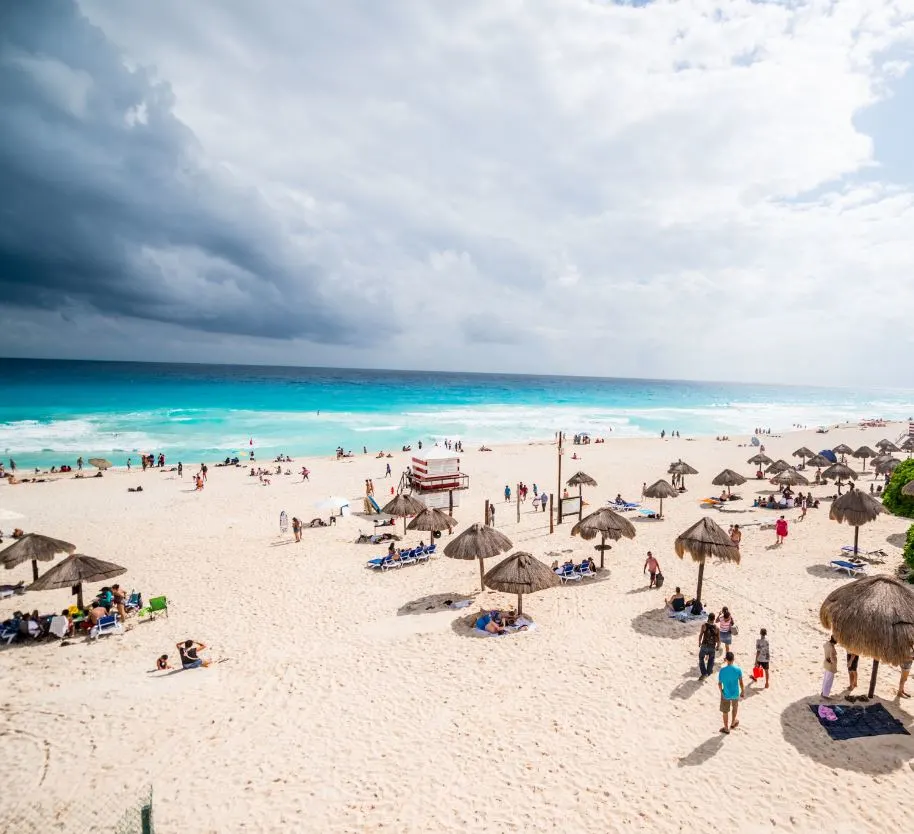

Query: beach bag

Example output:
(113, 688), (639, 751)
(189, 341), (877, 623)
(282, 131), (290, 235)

(751, 665), (765, 680)
(654, 572), (664, 588)
(731, 624), (739, 636)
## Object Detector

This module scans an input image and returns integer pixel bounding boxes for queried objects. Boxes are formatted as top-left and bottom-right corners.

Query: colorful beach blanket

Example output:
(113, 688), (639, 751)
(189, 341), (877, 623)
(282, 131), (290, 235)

(809, 703), (910, 741)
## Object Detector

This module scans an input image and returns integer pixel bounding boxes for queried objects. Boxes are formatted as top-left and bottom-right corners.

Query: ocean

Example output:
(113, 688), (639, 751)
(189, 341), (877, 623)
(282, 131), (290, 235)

(1, 358), (912, 468)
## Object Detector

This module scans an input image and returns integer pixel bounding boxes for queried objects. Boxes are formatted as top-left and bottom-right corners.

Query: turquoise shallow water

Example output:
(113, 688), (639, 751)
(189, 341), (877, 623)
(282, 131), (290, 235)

(0, 358), (912, 468)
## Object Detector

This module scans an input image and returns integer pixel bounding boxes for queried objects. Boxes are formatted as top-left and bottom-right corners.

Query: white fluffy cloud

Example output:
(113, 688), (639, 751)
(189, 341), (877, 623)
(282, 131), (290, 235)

(11, 0), (914, 384)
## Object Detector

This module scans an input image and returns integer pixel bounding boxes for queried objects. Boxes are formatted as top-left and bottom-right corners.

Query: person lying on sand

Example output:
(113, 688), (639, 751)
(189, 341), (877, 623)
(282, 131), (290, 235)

(476, 611), (506, 634)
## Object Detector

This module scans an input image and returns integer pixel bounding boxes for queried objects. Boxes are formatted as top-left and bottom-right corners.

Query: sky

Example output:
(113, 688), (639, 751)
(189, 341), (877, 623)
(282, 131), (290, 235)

(2, 0), (914, 386)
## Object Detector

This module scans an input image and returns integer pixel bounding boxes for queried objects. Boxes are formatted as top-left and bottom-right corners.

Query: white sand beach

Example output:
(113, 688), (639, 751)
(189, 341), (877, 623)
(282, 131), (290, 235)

(2, 423), (913, 833)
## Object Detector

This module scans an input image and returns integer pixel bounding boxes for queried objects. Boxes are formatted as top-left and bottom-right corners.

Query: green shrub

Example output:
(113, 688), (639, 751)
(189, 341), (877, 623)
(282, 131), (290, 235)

(882, 458), (914, 519)
(904, 524), (914, 581)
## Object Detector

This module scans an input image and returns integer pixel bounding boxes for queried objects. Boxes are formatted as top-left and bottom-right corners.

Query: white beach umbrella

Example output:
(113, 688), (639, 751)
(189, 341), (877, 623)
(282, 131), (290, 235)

(314, 496), (350, 515)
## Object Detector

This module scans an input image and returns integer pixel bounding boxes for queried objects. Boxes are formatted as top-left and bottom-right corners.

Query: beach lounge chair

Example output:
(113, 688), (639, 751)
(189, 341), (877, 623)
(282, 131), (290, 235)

(380, 556), (403, 571)
(398, 549), (418, 566)
(577, 561), (596, 578)
(609, 500), (640, 511)
(830, 560), (867, 578)
(415, 548), (430, 563)
(138, 596), (169, 619)
(124, 591), (142, 613)
(425, 543), (437, 555)
(90, 613), (123, 639)
(555, 564), (582, 583)
(840, 546), (887, 562)
(1, 620), (20, 645)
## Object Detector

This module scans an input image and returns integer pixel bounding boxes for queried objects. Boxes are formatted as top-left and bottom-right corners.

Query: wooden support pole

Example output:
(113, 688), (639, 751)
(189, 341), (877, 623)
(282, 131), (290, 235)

(549, 494), (554, 534)
(868, 659), (879, 699)
(484, 499), (490, 527)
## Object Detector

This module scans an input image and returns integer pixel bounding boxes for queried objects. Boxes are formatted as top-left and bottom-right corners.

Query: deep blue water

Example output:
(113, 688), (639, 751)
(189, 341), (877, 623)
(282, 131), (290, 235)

(0, 358), (912, 467)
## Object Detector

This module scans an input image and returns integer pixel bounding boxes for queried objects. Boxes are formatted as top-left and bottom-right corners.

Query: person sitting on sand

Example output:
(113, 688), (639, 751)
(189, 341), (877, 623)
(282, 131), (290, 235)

(177, 639), (211, 669)
(585, 556), (597, 573)
(476, 610), (506, 634)
(666, 587), (687, 612)
(551, 559), (559, 570)
(157, 654), (172, 671)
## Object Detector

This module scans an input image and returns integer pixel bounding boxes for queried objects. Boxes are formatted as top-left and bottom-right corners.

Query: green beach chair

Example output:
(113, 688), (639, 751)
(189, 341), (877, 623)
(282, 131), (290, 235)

(138, 595), (169, 619)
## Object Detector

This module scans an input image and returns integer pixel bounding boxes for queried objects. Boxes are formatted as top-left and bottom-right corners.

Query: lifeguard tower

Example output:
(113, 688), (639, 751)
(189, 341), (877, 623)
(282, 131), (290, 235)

(407, 449), (469, 513)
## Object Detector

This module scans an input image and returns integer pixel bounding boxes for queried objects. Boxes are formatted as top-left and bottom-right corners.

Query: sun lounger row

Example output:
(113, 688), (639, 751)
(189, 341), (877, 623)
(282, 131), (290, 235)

(367, 544), (436, 571)
(608, 500), (639, 511)
(554, 562), (596, 583)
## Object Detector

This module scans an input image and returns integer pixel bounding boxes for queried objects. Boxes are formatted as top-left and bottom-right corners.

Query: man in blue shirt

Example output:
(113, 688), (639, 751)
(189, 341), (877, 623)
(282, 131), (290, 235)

(717, 652), (744, 734)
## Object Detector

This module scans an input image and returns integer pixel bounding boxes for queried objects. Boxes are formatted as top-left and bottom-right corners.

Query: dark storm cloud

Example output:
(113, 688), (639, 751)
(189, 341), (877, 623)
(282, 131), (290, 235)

(0, 0), (376, 345)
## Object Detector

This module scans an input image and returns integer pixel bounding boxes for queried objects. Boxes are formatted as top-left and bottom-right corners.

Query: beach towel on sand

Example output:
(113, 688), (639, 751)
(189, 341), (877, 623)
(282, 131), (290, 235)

(809, 704), (910, 741)
(474, 618), (536, 637)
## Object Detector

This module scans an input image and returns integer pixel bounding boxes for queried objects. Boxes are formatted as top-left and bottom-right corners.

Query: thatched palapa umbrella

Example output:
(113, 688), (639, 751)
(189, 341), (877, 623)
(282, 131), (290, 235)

(483, 551), (560, 617)
(820, 575), (914, 697)
(674, 516), (740, 601)
(407, 506), (457, 536)
(900, 436), (914, 456)
(829, 487), (884, 556)
(571, 507), (636, 568)
(747, 453), (773, 467)
(566, 471), (597, 509)
(711, 469), (746, 497)
(765, 459), (791, 475)
(0, 533), (76, 581)
(852, 445), (877, 471)
(875, 457), (901, 475)
(444, 523), (513, 591)
(28, 553), (126, 610)
(822, 462), (857, 489)
(876, 439), (901, 454)
(642, 479), (677, 518)
(903, 480), (914, 498)
(668, 460), (698, 490)
(832, 443), (853, 462)
(806, 453), (833, 469)
(381, 493), (426, 534)
(771, 468), (809, 487)
(88, 458), (112, 470)
(792, 447), (815, 469)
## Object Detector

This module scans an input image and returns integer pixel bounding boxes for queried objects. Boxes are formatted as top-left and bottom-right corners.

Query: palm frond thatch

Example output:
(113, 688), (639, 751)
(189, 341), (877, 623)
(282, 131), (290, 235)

(832, 444), (854, 455)
(876, 439), (900, 452)
(571, 508), (636, 542)
(852, 446), (877, 459)
(805, 454), (833, 468)
(822, 462), (857, 481)
(902, 480), (914, 497)
(820, 576), (914, 666)
(747, 453), (772, 466)
(566, 471), (597, 488)
(792, 447), (815, 459)
(765, 459), (791, 474)
(407, 507), (457, 532)
(903, 437), (914, 452)
(444, 523), (513, 561)
(829, 489), (885, 527)
(712, 469), (747, 487)
(875, 458), (901, 474)
(674, 517), (741, 565)
(0, 533), (75, 569)
(381, 494), (426, 517)
(483, 551), (561, 616)
(642, 479), (678, 499)
(771, 468), (809, 486)
(668, 460), (698, 475)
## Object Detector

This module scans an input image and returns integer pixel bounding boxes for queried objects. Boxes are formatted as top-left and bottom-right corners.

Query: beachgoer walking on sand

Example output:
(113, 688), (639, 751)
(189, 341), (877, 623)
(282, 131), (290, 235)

(775, 515), (788, 546)
(754, 628), (770, 688)
(540, 492), (548, 512)
(800, 496), (808, 520)
(201, 463), (208, 481)
(730, 524), (741, 549)
(127, 457), (132, 470)
(385, 463), (391, 477)
(488, 503), (496, 525)
(177, 462), (183, 478)
(177, 639), (211, 669)
(847, 652), (859, 691)
(717, 606), (735, 650)
(77, 456), (83, 471)
(533, 484), (538, 498)
(292, 517), (302, 542)
(504, 484), (511, 502)
(898, 651), (913, 698)
(301, 466), (310, 481)
(699, 614), (719, 678)
(718, 652), (744, 734)
(643, 551), (660, 588)
(822, 635), (838, 698)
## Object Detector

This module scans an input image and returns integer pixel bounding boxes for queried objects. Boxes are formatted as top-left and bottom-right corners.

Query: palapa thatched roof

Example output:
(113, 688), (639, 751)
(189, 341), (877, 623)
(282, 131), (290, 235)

(902, 480), (914, 497)
(28, 553), (126, 591)
(805, 453), (833, 468)
(792, 447), (815, 459)
(566, 471), (597, 488)
(87, 458), (112, 470)
(483, 551), (561, 595)
(901, 437), (914, 452)
(406, 506), (457, 532)
(668, 460), (698, 475)
(765, 459), (791, 474)
(771, 468), (809, 486)
(829, 488), (884, 527)
(822, 462), (857, 481)
(380, 493), (425, 517)
(674, 517), (741, 564)
(0, 533), (75, 570)
(875, 458), (901, 474)
(832, 443), (854, 455)
(876, 439), (900, 453)
(571, 507), (636, 541)
(820, 576), (914, 665)
(712, 469), (747, 487)
(443, 523), (513, 561)
(852, 445), (877, 459)
(747, 453), (773, 466)
(643, 479), (678, 499)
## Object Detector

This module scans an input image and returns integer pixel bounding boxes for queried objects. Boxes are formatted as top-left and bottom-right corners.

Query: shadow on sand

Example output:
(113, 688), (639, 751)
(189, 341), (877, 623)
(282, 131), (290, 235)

(397, 591), (476, 617)
(631, 608), (701, 640)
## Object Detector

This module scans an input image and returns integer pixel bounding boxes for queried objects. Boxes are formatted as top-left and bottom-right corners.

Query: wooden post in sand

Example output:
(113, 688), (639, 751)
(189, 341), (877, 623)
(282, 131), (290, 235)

(516, 482), (520, 523)
(484, 499), (490, 526)
(556, 432), (563, 525)
(549, 494), (554, 534)
(868, 659), (879, 699)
